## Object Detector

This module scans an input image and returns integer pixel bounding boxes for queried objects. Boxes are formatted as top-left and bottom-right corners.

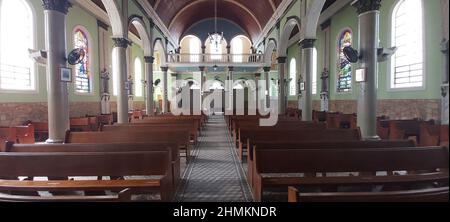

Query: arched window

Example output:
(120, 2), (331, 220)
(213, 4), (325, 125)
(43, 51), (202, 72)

(210, 81), (224, 90)
(337, 29), (352, 92)
(208, 33), (224, 61)
(391, 0), (423, 89)
(312, 47), (318, 95)
(112, 49), (118, 96)
(134, 57), (143, 97)
(0, 0), (34, 91)
(189, 37), (201, 62)
(231, 38), (243, 62)
(73, 28), (91, 93)
(289, 58), (297, 96)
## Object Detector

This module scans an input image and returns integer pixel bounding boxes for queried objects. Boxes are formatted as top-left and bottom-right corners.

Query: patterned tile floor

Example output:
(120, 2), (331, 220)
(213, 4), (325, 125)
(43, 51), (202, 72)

(175, 115), (253, 202)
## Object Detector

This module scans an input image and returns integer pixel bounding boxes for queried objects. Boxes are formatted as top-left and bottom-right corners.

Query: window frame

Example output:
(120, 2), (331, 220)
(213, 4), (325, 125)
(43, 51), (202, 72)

(72, 25), (94, 95)
(289, 58), (297, 96)
(134, 57), (143, 97)
(0, 0), (37, 93)
(335, 28), (354, 94)
(387, 0), (426, 92)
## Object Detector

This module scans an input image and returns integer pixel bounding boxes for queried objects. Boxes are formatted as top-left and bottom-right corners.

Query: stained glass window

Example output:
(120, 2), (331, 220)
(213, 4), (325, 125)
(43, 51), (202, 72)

(74, 28), (91, 93)
(337, 29), (352, 92)
(0, 0), (34, 91)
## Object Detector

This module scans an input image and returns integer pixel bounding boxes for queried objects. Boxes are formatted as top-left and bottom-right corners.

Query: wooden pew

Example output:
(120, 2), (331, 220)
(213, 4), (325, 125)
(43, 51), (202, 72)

(133, 118), (201, 132)
(440, 125), (449, 147)
(28, 122), (49, 142)
(5, 142), (181, 188)
(288, 186), (449, 202)
(106, 124), (198, 144)
(420, 123), (441, 146)
(243, 129), (362, 162)
(247, 140), (416, 188)
(65, 131), (191, 161)
(388, 119), (424, 143)
(252, 146), (449, 201)
(235, 123), (328, 160)
(313, 110), (327, 123)
(0, 150), (173, 202)
(0, 125), (35, 148)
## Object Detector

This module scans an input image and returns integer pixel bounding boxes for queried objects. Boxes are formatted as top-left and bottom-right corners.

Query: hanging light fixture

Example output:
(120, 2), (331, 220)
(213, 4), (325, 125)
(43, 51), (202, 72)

(208, 0), (224, 47)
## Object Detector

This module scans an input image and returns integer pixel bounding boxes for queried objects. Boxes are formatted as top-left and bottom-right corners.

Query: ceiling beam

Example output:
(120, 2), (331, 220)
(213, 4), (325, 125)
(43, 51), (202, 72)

(269, 0), (277, 12)
(137, 0), (179, 47)
(168, 0), (262, 34)
(154, 0), (161, 10)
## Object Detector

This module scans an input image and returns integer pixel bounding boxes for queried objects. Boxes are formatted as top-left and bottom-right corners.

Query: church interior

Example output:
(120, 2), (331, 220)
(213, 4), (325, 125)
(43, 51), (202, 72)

(0, 0), (449, 203)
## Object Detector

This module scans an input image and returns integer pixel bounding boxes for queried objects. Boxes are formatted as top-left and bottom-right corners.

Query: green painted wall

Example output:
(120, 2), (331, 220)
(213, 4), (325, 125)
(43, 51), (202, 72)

(284, 0), (443, 103)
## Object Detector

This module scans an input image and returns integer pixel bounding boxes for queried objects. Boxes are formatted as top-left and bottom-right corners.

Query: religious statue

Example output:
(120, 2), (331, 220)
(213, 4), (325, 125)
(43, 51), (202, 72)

(320, 68), (329, 98)
(100, 68), (110, 95)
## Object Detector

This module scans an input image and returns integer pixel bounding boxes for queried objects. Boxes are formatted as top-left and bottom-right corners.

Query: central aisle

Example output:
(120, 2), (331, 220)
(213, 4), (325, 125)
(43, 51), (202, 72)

(176, 115), (253, 202)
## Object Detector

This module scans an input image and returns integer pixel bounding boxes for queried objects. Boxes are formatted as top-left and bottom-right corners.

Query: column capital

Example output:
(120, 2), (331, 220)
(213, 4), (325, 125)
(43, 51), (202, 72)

(112, 38), (131, 48)
(277, 57), (287, 64)
(161, 66), (169, 72)
(263, 67), (271, 72)
(228, 66), (234, 72)
(352, 0), (382, 15)
(144, 56), (155, 64)
(199, 66), (206, 72)
(299, 39), (316, 49)
(255, 73), (261, 78)
(42, 0), (72, 14)
(171, 73), (178, 77)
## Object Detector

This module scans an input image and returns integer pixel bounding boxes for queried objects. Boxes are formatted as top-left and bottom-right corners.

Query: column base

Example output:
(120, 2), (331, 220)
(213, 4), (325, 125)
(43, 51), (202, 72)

(362, 135), (381, 141)
(45, 139), (65, 144)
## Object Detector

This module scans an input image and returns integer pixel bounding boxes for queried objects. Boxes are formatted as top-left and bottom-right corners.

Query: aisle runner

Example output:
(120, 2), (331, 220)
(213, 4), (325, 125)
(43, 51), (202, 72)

(176, 115), (253, 202)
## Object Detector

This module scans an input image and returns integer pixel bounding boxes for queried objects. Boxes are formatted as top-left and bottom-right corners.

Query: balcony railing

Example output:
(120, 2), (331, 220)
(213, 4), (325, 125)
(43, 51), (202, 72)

(166, 53), (264, 65)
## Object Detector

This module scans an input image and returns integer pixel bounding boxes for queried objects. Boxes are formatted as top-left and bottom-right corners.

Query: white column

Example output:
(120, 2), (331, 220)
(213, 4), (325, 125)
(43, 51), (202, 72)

(354, 0), (381, 140)
(144, 56), (155, 116)
(300, 39), (315, 121)
(42, 0), (71, 143)
(161, 66), (169, 113)
(255, 73), (261, 108)
(112, 38), (130, 123)
(277, 57), (287, 114)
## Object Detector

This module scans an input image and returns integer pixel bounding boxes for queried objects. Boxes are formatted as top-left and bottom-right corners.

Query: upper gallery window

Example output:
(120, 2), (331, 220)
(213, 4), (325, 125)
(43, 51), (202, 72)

(0, 0), (35, 91)
(134, 57), (143, 97)
(289, 58), (297, 96)
(391, 0), (424, 89)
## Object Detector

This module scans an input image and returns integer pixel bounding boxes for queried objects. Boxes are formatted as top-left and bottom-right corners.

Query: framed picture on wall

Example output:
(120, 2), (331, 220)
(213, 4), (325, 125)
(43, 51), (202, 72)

(60, 67), (72, 82)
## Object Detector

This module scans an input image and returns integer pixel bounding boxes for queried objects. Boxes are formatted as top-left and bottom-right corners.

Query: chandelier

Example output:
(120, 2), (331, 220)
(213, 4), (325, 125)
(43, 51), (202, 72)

(208, 0), (224, 48)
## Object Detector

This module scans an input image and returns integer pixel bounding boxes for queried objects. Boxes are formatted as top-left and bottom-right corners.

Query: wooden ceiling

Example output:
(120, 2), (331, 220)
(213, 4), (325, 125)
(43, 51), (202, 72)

(147, 0), (284, 42)
(91, 0), (338, 43)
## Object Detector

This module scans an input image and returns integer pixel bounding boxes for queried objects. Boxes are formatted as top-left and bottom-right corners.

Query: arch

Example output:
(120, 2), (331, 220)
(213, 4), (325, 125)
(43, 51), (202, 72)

(264, 38), (277, 66)
(180, 35), (202, 62)
(302, 0), (326, 39)
(230, 35), (252, 54)
(278, 17), (301, 57)
(153, 38), (167, 66)
(100, 0), (125, 38)
(129, 15), (152, 57)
